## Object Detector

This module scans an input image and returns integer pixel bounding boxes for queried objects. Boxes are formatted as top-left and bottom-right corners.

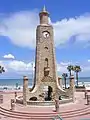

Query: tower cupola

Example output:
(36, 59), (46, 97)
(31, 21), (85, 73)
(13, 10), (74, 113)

(39, 6), (49, 25)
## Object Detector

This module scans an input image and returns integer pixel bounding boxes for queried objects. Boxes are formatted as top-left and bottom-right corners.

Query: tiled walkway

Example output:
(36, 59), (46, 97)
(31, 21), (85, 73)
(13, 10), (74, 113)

(0, 91), (90, 120)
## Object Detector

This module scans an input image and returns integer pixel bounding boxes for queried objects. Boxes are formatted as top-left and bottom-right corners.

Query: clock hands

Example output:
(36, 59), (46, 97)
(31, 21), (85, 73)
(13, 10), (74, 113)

(43, 31), (49, 38)
(45, 33), (49, 37)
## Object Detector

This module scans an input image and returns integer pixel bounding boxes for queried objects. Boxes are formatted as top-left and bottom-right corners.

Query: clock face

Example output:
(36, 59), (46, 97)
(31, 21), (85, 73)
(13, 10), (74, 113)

(43, 31), (50, 38)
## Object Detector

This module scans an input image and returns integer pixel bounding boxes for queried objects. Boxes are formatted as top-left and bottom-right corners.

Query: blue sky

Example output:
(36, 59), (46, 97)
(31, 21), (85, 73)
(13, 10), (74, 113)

(0, 0), (90, 78)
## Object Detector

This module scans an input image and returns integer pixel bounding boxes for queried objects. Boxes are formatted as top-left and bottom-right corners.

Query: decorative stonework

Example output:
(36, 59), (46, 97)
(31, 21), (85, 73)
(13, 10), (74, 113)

(23, 76), (28, 105)
(41, 76), (54, 82)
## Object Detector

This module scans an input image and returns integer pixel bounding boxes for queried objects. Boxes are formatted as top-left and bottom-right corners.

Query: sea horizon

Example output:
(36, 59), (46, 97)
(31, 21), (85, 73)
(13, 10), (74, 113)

(0, 77), (90, 85)
(0, 76), (90, 91)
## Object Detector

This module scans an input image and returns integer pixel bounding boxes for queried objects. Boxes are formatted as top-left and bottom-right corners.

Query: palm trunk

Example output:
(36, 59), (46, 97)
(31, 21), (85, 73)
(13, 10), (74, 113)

(70, 71), (71, 76)
(76, 72), (78, 86)
(65, 77), (66, 89)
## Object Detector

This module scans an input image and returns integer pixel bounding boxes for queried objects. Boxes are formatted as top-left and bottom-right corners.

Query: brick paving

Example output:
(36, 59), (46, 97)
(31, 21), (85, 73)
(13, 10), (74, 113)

(0, 91), (90, 120)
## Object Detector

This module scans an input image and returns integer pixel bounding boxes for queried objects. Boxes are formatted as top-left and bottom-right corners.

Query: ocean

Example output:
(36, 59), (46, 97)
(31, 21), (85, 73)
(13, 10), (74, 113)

(0, 77), (90, 90)
(0, 78), (33, 90)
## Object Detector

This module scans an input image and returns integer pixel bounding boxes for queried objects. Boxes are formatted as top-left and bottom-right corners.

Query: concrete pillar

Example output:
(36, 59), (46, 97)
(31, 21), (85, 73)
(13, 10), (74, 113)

(23, 76), (28, 105)
(85, 90), (88, 99)
(87, 95), (90, 105)
(55, 99), (59, 112)
(15, 92), (17, 102)
(70, 75), (75, 102)
(58, 77), (63, 88)
(0, 95), (3, 104)
(11, 99), (15, 110)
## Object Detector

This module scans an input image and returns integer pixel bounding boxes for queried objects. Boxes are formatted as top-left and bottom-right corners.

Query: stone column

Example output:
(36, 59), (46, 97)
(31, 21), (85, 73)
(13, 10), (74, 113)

(70, 75), (75, 102)
(58, 77), (62, 88)
(23, 76), (28, 105)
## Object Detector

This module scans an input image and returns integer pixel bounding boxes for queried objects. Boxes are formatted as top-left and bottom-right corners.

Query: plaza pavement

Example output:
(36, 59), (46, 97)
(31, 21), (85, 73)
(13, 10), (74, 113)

(0, 91), (90, 120)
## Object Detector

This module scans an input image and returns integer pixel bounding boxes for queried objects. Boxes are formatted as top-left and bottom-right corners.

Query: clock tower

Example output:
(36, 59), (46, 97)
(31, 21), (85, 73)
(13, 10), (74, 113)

(22, 6), (75, 104)
(34, 6), (57, 87)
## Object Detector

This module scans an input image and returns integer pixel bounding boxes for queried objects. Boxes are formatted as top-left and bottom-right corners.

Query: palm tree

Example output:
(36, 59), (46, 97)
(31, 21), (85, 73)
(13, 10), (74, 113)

(67, 65), (74, 76)
(16, 83), (18, 90)
(73, 65), (81, 86)
(0, 65), (5, 74)
(62, 73), (68, 89)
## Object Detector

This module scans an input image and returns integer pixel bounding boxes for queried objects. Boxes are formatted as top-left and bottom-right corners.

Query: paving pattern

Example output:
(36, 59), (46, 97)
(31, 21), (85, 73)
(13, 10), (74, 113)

(0, 91), (90, 120)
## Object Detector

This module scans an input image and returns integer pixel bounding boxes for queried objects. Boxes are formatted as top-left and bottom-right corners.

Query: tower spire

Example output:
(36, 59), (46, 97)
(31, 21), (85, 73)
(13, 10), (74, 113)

(42, 5), (46, 12)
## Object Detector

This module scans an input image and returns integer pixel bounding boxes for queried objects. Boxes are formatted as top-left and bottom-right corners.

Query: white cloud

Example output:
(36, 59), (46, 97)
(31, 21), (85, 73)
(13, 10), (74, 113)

(83, 66), (90, 71)
(0, 10), (39, 48)
(0, 61), (3, 65)
(53, 14), (90, 46)
(0, 60), (35, 76)
(60, 62), (71, 66)
(1, 59), (69, 76)
(0, 10), (90, 48)
(1, 59), (90, 77)
(57, 63), (67, 73)
(1, 59), (70, 75)
(3, 54), (15, 59)
(8, 60), (34, 72)
(88, 59), (90, 62)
